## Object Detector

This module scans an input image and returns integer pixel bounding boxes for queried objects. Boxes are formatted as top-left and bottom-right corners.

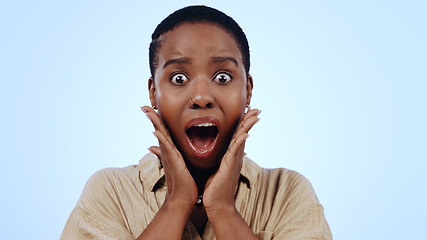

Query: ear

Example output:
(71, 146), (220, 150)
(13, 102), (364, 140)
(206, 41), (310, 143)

(246, 74), (254, 106)
(148, 77), (157, 109)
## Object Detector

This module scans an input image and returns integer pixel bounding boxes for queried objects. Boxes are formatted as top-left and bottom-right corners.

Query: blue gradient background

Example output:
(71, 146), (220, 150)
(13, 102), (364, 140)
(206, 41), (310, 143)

(1, 1), (426, 239)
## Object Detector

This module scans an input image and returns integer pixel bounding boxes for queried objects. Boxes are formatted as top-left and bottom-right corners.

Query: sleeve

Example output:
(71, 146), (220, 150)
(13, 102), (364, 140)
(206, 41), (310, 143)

(272, 203), (332, 239)
(257, 169), (332, 240)
(60, 169), (136, 240)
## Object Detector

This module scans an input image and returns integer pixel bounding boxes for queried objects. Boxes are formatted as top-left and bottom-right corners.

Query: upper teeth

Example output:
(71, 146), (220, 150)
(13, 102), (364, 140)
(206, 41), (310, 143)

(194, 123), (215, 127)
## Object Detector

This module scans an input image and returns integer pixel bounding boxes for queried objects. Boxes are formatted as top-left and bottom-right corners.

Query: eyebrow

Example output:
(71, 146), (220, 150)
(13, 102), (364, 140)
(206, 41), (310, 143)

(163, 57), (191, 69)
(211, 56), (238, 67)
(162, 56), (239, 69)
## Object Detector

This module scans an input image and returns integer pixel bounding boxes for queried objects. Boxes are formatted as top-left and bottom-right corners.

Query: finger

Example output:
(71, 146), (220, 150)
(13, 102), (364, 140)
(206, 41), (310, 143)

(141, 106), (175, 146)
(148, 146), (161, 159)
(154, 130), (186, 171)
(230, 132), (249, 154)
(240, 115), (260, 133)
(154, 130), (176, 155)
(233, 115), (260, 142)
(239, 109), (261, 126)
(141, 106), (168, 134)
(230, 109), (260, 141)
(141, 106), (164, 131)
(222, 132), (249, 171)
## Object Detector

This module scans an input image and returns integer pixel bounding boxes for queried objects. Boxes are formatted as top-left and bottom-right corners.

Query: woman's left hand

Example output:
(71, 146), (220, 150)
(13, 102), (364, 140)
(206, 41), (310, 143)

(202, 108), (261, 215)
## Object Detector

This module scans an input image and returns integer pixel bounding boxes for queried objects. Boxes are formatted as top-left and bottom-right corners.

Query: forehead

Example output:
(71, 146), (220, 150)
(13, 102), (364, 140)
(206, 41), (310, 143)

(158, 22), (243, 62)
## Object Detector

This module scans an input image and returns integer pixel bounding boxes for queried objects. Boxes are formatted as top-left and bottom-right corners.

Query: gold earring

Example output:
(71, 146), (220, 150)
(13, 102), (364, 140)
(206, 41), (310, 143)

(245, 104), (251, 113)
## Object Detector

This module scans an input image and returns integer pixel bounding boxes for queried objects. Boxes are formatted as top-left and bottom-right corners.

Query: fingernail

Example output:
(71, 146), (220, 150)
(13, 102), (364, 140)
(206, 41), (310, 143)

(256, 110), (262, 116)
(152, 131), (158, 138)
(141, 107), (151, 120)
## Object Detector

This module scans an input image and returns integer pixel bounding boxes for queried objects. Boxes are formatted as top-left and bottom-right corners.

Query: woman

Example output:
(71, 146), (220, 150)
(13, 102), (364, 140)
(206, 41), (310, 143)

(61, 6), (332, 240)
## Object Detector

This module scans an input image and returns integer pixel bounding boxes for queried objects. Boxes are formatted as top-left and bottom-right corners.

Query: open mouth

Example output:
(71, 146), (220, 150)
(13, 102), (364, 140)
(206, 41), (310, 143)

(185, 122), (219, 155)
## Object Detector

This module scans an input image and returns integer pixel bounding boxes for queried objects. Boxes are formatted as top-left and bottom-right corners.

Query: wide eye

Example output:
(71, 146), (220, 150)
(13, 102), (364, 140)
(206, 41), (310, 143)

(213, 72), (232, 84)
(170, 73), (189, 85)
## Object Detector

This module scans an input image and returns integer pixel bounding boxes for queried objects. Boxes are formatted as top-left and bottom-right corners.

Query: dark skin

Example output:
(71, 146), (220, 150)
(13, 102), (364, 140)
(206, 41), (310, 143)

(138, 22), (260, 240)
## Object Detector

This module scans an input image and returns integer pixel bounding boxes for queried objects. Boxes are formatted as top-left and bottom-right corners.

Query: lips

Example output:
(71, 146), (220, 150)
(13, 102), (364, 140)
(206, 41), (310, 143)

(185, 117), (220, 158)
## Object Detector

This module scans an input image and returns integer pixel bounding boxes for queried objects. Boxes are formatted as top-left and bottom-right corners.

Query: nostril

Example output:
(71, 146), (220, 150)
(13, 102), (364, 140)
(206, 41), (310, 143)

(191, 101), (212, 109)
(190, 99), (199, 109)
(192, 103), (201, 109)
(190, 96), (214, 109)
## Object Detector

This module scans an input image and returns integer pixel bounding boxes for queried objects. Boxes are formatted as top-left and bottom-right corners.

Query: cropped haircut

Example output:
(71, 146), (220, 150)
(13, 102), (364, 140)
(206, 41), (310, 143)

(149, 5), (250, 79)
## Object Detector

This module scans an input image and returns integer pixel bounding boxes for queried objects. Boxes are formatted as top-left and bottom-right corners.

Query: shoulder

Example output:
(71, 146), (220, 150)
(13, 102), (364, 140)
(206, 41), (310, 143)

(82, 153), (160, 194)
(64, 168), (140, 239)
(262, 167), (315, 193)
(77, 167), (138, 208)
(261, 167), (318, 202)
(242, 159), (331, 238)
(260, 169), (331, 238)
(83, 166), (137, 190)
(243, 158), (316, 199)
(87, 167), (135, 182)
(79, 153), (162, 203)
(244, 159), (320, 214)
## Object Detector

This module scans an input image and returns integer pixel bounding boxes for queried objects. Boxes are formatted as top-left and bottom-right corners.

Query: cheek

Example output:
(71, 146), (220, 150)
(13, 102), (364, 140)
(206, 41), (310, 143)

(223, 88), (247, 108)
(155, 90), (183, 129)
(156, 85), (183, 110)
(220, 90), (247, 122)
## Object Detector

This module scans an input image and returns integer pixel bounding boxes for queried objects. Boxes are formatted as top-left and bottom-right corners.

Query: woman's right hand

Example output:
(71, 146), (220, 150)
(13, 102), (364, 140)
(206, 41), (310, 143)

(137, 106), (197, 240)
(141, 106), (198, 212)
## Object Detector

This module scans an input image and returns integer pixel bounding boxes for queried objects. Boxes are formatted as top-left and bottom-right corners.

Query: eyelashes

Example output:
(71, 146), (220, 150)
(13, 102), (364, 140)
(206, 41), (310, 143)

(213, 72), (232, 83)
(169, 72), (233, 85)
(170, 73), (189, 84)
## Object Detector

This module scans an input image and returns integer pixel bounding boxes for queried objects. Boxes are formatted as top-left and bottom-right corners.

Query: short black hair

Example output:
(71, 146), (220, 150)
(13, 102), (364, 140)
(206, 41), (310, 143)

(149, 5), (250, 78)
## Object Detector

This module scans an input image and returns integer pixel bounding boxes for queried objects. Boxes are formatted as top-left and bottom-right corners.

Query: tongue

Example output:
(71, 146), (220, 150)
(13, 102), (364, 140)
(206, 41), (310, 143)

(187, 126), (218, 149)
(193, 135), (212, 148)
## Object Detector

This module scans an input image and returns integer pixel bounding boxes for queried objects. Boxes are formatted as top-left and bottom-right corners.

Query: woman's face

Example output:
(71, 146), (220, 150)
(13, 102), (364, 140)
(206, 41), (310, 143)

(149, 22), (252, 169)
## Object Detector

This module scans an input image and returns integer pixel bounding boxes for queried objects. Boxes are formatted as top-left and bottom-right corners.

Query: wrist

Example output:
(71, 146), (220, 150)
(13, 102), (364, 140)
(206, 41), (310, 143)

(138, 197), (194, 240)
(205, 203), (237, 221)
(206, 205), (258, 240)
(162, 198), (194, 219)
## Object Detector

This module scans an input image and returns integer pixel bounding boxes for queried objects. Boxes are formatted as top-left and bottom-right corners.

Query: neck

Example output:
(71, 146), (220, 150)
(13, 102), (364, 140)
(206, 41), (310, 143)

(186, 163), (217, 194)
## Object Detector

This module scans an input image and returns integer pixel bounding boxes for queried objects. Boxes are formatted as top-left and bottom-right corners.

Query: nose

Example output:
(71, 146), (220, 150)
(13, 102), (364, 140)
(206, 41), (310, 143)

(190, 79), (215, 109)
